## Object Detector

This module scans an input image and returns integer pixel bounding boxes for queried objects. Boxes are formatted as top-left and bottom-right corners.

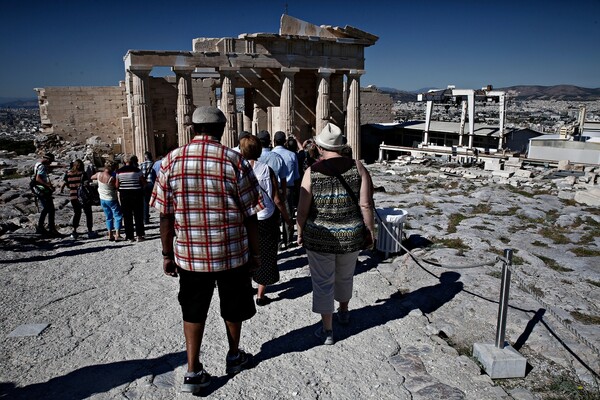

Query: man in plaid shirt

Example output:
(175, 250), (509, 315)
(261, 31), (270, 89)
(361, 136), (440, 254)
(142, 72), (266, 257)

(150, 106), (261, 393)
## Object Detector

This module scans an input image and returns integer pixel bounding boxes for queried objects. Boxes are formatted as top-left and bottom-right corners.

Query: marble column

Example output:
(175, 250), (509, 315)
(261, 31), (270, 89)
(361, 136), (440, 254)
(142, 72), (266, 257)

(280, 68), (299, 137)
(316, 68), (334, 135)
(346, 70), (364, 160)
(219, 67), (237, 148)
(129, 66), (155, 159)
(173, 66), (195, 147)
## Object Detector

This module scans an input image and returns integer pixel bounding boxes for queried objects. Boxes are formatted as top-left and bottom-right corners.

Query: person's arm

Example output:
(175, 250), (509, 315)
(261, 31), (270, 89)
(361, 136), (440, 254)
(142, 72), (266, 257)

(58, 174), (66, 193)
(295, 167), (312, 246)
(36, 166), (54, 191)
(270, 170), (292, 227)
(356, 160), (376, 236)
(243, 214), (261, 271)
(159, 213), (177, 277)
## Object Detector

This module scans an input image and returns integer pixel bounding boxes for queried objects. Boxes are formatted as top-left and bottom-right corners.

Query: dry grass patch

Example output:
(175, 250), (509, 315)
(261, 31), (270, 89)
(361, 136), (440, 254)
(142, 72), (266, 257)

(531, 240), (549, 247)
(536, 254), (573, 272)
(447, 213), (469, 233)
(570, 311), (600, 325)
(586, 279), (600, 287)
(538, 227), (571, 244)
(569, 247), (600, 257)
(471, 203), (491, 214)
(435, 237), (471, 251)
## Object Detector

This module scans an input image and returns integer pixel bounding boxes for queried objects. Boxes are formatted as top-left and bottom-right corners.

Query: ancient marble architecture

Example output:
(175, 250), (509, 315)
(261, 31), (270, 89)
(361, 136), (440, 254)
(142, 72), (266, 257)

(123, 14), (378, 159)
(34, 15), (379, 161)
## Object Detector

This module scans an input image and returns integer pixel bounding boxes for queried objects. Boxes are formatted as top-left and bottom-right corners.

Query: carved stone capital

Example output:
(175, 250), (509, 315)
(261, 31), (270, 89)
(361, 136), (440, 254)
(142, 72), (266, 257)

(128, 66), (153, 76)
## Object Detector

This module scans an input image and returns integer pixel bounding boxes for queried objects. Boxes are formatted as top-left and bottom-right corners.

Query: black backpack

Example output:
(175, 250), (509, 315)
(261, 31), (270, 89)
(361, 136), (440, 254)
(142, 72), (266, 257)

(77, 176), (100, 206)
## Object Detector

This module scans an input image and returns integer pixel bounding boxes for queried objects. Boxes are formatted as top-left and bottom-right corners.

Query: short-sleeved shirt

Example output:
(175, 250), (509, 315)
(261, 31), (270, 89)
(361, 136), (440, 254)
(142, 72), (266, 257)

(258, 148), (287, 185)
(140, 160), (156, 186)
(272, 145), (300, 186)
(63, 171), (88, 201)
(116, 165), (144, 191)
(150, 136), (261, 272)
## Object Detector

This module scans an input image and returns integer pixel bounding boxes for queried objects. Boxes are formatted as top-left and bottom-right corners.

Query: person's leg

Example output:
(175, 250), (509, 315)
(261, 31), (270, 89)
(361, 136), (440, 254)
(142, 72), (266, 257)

(101, 199), (114, 232)
(46, 197), (57, 232)
(256, 284), (266, 299)
(178, 268), (215, 375)
(143, 185), (152, 223)
(218, 263), (256, 372)
(333, 251), (360, 306)
(224, 321), (242, 356)
(111, 200), (123, 239)
(83, 203), (93, 233)
(37, 195), (48, 230)
(183, 321), (206, 373)
(120, 193), (134, 239)
(71, 200), (82, 233)
(133, 191), (145, 238)
(306, 250), (336, 331)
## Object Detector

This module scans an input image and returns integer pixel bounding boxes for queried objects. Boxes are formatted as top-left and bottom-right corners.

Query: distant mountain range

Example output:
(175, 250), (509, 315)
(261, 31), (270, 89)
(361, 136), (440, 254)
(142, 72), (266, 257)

(1, 85), (599, 108)
(0, 98), (38, 108)
(378, 85), (600, 102)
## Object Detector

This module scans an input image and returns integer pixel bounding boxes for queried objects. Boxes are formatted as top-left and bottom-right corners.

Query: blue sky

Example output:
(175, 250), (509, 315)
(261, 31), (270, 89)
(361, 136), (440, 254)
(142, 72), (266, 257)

(1, 0), (599, 99)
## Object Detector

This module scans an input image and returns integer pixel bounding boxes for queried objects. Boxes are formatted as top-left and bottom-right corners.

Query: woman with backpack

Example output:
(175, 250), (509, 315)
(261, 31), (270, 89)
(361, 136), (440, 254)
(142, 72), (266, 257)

(60, 159), (97, 239)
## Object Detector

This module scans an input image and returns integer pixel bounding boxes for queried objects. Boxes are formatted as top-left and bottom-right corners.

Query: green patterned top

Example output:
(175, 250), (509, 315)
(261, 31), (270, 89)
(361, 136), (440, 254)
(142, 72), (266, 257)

(303, 158), (364, 254)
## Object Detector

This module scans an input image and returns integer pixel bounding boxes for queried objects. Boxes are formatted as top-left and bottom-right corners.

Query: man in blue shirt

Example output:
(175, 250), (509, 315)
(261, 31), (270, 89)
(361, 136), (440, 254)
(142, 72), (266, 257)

(272, 131), (300, 248)
(257, 130), (289, 249)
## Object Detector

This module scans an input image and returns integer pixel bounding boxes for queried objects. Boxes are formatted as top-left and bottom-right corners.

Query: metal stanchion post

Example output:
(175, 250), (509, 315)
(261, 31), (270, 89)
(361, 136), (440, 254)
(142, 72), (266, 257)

(495, 249), (512, 349)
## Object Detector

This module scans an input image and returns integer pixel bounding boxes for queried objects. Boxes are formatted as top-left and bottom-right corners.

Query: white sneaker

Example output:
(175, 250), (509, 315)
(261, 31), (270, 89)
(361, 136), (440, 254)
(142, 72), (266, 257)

(314, 327), (334, 345)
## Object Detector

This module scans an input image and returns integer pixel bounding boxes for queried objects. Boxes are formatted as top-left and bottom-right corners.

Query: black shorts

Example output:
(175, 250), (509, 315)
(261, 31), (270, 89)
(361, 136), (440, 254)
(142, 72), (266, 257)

(177, 263), (256, 323)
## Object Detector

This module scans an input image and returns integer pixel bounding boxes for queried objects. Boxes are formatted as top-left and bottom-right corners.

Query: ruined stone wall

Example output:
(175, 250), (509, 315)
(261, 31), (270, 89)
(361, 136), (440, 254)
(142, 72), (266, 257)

(36, 86), (127, 146)
(191, 78), (218, 108)
(360, 88), (393, 124)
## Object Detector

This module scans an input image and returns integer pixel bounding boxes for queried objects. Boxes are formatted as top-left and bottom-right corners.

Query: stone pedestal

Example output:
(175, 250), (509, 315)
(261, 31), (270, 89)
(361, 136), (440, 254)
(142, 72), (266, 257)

(473, 343), (527, 379)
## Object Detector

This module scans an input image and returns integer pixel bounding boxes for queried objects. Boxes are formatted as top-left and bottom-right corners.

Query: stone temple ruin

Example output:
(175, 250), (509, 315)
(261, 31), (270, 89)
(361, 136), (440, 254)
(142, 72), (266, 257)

(35, 15), (383, 161)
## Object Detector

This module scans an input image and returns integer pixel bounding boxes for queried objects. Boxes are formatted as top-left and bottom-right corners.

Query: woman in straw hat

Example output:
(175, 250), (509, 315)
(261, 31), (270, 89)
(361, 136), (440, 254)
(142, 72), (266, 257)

(296, 123), (375, 345)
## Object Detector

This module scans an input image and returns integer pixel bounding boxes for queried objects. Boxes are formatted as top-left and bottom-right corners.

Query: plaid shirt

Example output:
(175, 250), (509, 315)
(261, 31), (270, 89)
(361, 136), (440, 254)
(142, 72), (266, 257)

(150, 136), (261, 272)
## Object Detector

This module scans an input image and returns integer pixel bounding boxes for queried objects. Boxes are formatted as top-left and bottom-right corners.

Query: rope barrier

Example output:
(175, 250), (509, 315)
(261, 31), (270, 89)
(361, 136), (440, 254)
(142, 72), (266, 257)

(373, 208), (600, 360)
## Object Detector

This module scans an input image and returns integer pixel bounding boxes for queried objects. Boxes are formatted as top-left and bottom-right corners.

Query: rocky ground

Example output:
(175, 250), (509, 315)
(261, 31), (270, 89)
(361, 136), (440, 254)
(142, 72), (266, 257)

(0, 153), (599, 399)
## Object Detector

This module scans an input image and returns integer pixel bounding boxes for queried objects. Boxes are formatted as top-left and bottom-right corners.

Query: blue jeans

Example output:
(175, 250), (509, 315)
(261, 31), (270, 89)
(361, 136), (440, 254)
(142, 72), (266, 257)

(101, 199), (123, 231)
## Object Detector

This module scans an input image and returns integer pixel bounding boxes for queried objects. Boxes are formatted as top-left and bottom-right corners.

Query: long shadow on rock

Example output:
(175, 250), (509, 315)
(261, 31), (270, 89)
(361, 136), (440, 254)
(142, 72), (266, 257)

(1, 351), (186, 400)
(273, 254), (381, 301)
(271, 275), (313, 301)
(0, 242), (131, 264)
(255, 271), (463, 365)
(277, 250), (308, 272)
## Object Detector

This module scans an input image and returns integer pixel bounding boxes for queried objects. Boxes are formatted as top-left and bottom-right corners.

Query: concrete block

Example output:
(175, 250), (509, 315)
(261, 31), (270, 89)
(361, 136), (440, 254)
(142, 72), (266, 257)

(492, 170), (514, 178)
(484, 159), (502, 171)
(473, 343), (526, 379)
(557, 160), (570, 171)
(7, 323), (50, 337)
(505, 157), (522, 168)
(514, 169), (533, 178)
